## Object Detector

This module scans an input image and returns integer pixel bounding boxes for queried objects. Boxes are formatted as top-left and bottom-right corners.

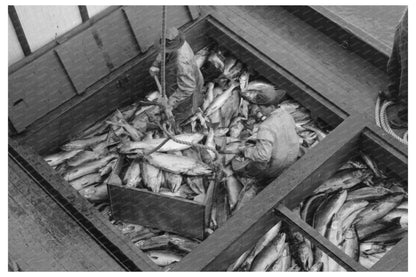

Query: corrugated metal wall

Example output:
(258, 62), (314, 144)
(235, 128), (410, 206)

(8, 5), (110, 66)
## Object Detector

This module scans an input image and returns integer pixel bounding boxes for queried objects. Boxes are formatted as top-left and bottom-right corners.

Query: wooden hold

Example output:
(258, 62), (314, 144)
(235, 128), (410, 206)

(109, 185), (206, 240)
(371, 234), (408, 271)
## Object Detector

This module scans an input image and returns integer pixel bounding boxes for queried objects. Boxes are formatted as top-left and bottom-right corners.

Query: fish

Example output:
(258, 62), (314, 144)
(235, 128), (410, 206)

(360, 152), (385, 178)
(123, 159), (142, 188)
(146, 250), (182, 266)
(309, 261), (323, 272)
(326, 214), (344, 271)
(300, 193), (326, 225)
(233, 182), (258, 213)
(200, 128), (216, 164)
(360, 243), (386, 255)
(239, 71), (250, 92)
(224, 174), (243, 210)
(219, 87), (240, 128)
(144, 152), (212, 176)
(141, 161), (164, 193)
(336, 200), (369, 223)
(159, 185), (192, 199)
(222, 56), (237, 77)
(313, 190), (348, 236)
(164, 171), (183, 193)
(229, 117), (245, 138)
(250, 233), (286, 271)
(214, 127), (229, 137)
(119, 133), (204, 153)
(303, 124), (327, 141)
(207, 51), (225, 71)
(69, 173), (102, 191)
(359, 254), (377, 269)
(298, 241), (314, 271)
(270, 243), (291, 271)
(99, 158), (117, 176)
(186, 177), (205, 195)
(223, 141), (242, 165)
(287, 264), (301, 272)
(61, 133), (108, 151)
(79, 182), (108, 203)
(290, 107), (311, 122)
(239, 221), (282, 271)
(239, 98), (250, 119)
(343, 227), (359, 261)
(313, 169), (372, 193)
(63, 154), (118, 182)
(341, 207), (366, 233)
(194, 46), (210, 69)
(145, 91), (160, 102)
(136, 234), (171, 251)
(396, 201), (408, 209)
(44, 149), (83, 167)
(66, 150), (101, 167)
(381, 208), (408, 228)
(168, 235), (199, 253)
(80, 119), (109, 139)
(352, 194), (404, 226)
(106, 111), (143, 141)
(227, 249), (251, 271)
(363, 227), (407, 243)
(346, 186), (391, 201)
(204, 82), (239, 117)
(202, 83), (215, 111)
(356, 222), (394, 241)
(225, 61), (243, 80)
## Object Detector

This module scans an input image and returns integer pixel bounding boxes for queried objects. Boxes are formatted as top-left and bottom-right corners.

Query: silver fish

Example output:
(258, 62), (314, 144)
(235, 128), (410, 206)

(270, 243), (291, 271)
(341, 207), (366, 233)
(207, 51), (225, 71)
(346, 186), (391, 201)
(229, 117), (245, 138)
(67, 150), (101, 167)
(381, 208), (408, 228)
(61, 133), (108, 151)
(314, 169), (372, 193)
(250, 233), (286, 271)
(141, 161), (164, 193)
(146, 250), (182, 266)
(194, 47), (210, 69)
(309, 261), (323, 272)
(69, 173), (102, 191)
(79, 182), (108, 203)
(44, 149), (82, 167)
(99, 158), (117, 176)
(204, 82), (239, 117)
(63, 154), (118, 182)
(353, 194), (404, 225)
(123, 159), (142, 188)
(298, 241), (314, 271)
(145, 153), (212, 176)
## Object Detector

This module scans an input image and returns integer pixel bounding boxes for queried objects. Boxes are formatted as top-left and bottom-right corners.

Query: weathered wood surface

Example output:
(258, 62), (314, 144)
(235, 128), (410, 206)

(371, 234), (407, 271)
(9, 157), (125, 271)
(275, 205), (368, 271)
(9, 139), (160, 271)
(173, 115), (368, 271)
(109, 185), (205, 239)
(201, 6), (389, 122)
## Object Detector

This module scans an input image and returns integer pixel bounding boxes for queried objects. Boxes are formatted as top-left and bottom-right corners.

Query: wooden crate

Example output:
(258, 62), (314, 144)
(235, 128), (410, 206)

(9, 9), (407, 272)
(173, 114), (407, 271)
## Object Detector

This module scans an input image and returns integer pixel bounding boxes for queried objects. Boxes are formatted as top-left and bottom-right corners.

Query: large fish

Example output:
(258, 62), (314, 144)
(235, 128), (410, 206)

(233, 182), (258, 213)
(241, 81), (276, 104)
(106, 111), (143, 141)
(363, 227), (407, 244)
(186, 177), (205, 195)
(300, 193), (326, 225)
(346, 186), (391, 201)
(44, 149), (82, 167)
(270, 243), (291, 271)
(61, 133), (108, 151)
(200, 128), (216, 164)
(146, 250), (182, 266)
(309, 261), (323, 272)
(67, 150), (101, 167)
(144, 153), (212, 176)
(356, 222), (393, 241)
(224, 173), (243, 211)
(314, 169), (372, 193)
(240, 221), (282, 271)
(207, 51), (225, 71)
(194, 46), (210, 69)
(204, 82), (239, 117)
(343, 227), (359, 261)
(227, 250), (251, 271)
(69, 173), (102, 191)
(219, 88), (240, 128)
(164, 171), (183, 193)
(63, 154), (118, 181)
(202, 83), (215, 111)
(79, 182), (108, 203)
(297, 241), (314, 271)
(341, 207), (366, 233)
(99, 158), (117, 176)
(229, 117), (245, 138)
(119, 133), (204, 153)
(381, 208), (408, 228)
(360, 152), (385, 178)
(123, 159), (142, 188)
(396, 200), (408, 209)
(250, 233), (286, 271)
(352, 194), (404, 225)
(336, 200), (369, 223)
(141, 161), (164, 193)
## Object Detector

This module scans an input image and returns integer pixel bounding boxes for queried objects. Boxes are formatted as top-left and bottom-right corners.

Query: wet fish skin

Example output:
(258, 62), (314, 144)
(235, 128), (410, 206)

(362, 226), (407, 243)
(353, 194), (404, 226)
(61, 133), (108, 151)
(67, 150), (101, 168)
(270, 244), (291, 271)
(309, 261), (323, 272)
(360, 152), (385, 178)
(44, 149), (82, 167)
(207, 51), (225, 71)
(164, 171), (183, 193)
(99, 159), (117, 176)
(229, 117), (245, 138)
(204, 82), (239, 117)
(341, 207), (366, 232)
(250, 233), (286, 271)
(79, 182), (108, 203)
(120, 133), (204, 153)
(146, 250), (182, 266)
(233, 182), (258, 213)
(186, 177), (205, 195)
(228, 249), (251, 271)
(145, 153), (212, 176)
(63, 154), (118, 182)
(240, 221), (282, 270)
(314, 169), (372, 193)
(194, 46), (210, 69)
(356, 222), (393, 241)
(300, 192), (326, 225)
(141, 161), (164, 193)
(225, 174), (243, 210)
(343, 227), (359, 261)
(123, 159), (142, 188)
(346, 186), (390, 201)
(303, 124), (327, 141)
(298, 241), (314, 271)
(381, 208), (408, 228)
(69, 173), (102, 191)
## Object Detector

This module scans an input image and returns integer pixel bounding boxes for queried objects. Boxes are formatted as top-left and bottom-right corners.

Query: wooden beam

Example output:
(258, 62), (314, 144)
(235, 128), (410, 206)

(275, 205), (368, 271)
(78, 5), (89, 23)
(187, 6), (200, 20)
(8, 6), (31, 56)
(370, 234), (407, 271)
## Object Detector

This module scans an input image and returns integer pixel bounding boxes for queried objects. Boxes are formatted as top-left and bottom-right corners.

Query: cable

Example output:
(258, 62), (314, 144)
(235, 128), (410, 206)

(161, 6), (167, 100)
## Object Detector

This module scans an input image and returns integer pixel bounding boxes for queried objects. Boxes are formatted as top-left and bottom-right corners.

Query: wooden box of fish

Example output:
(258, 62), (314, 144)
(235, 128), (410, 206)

(8, 11), (407, 271)
(172, 116), (407, 271)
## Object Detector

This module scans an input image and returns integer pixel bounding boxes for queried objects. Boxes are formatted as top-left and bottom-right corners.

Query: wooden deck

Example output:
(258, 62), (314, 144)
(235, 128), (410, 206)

(8, 156), (125, 271)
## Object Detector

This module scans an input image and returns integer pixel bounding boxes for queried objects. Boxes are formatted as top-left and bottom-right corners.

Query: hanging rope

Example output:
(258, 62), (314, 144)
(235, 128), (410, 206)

(375, 96), (408, 145)
(161, 6), (167, 100)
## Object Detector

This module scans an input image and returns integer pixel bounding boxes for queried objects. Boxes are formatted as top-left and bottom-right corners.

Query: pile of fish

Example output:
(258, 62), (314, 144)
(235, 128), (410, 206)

(43, 45), (331, 268)
(228, 153), (408, 271)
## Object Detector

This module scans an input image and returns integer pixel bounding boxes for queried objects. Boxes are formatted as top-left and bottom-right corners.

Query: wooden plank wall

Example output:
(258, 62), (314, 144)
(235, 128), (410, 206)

(8, 16), (25, 66)
(9, 6), (196, 135)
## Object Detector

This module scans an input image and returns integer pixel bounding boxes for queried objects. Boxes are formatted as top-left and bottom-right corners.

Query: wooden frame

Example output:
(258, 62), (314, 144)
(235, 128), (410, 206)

(9, 11), (407, 271)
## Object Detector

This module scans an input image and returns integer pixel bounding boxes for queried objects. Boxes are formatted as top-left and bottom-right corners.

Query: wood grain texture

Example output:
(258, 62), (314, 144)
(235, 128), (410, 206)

(9, 139), (160, 271)
(109, 186), (205, 239)
(9, 157), (125, 271)
(371, 234), (407, 271)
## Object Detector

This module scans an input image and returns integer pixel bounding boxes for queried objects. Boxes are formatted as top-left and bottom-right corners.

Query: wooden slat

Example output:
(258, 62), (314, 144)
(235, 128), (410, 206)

(79, 5), (89, 22)
(187, 6), (200, 20)
(8, 6), (31, 56)
(109, 185), (205, 239)
(371, 234), (408, 271)
(8, 139), (160, 271)
(173, 114), (368, 271)
(9, 157), (125, 271)
(275, 205), (368, 271)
